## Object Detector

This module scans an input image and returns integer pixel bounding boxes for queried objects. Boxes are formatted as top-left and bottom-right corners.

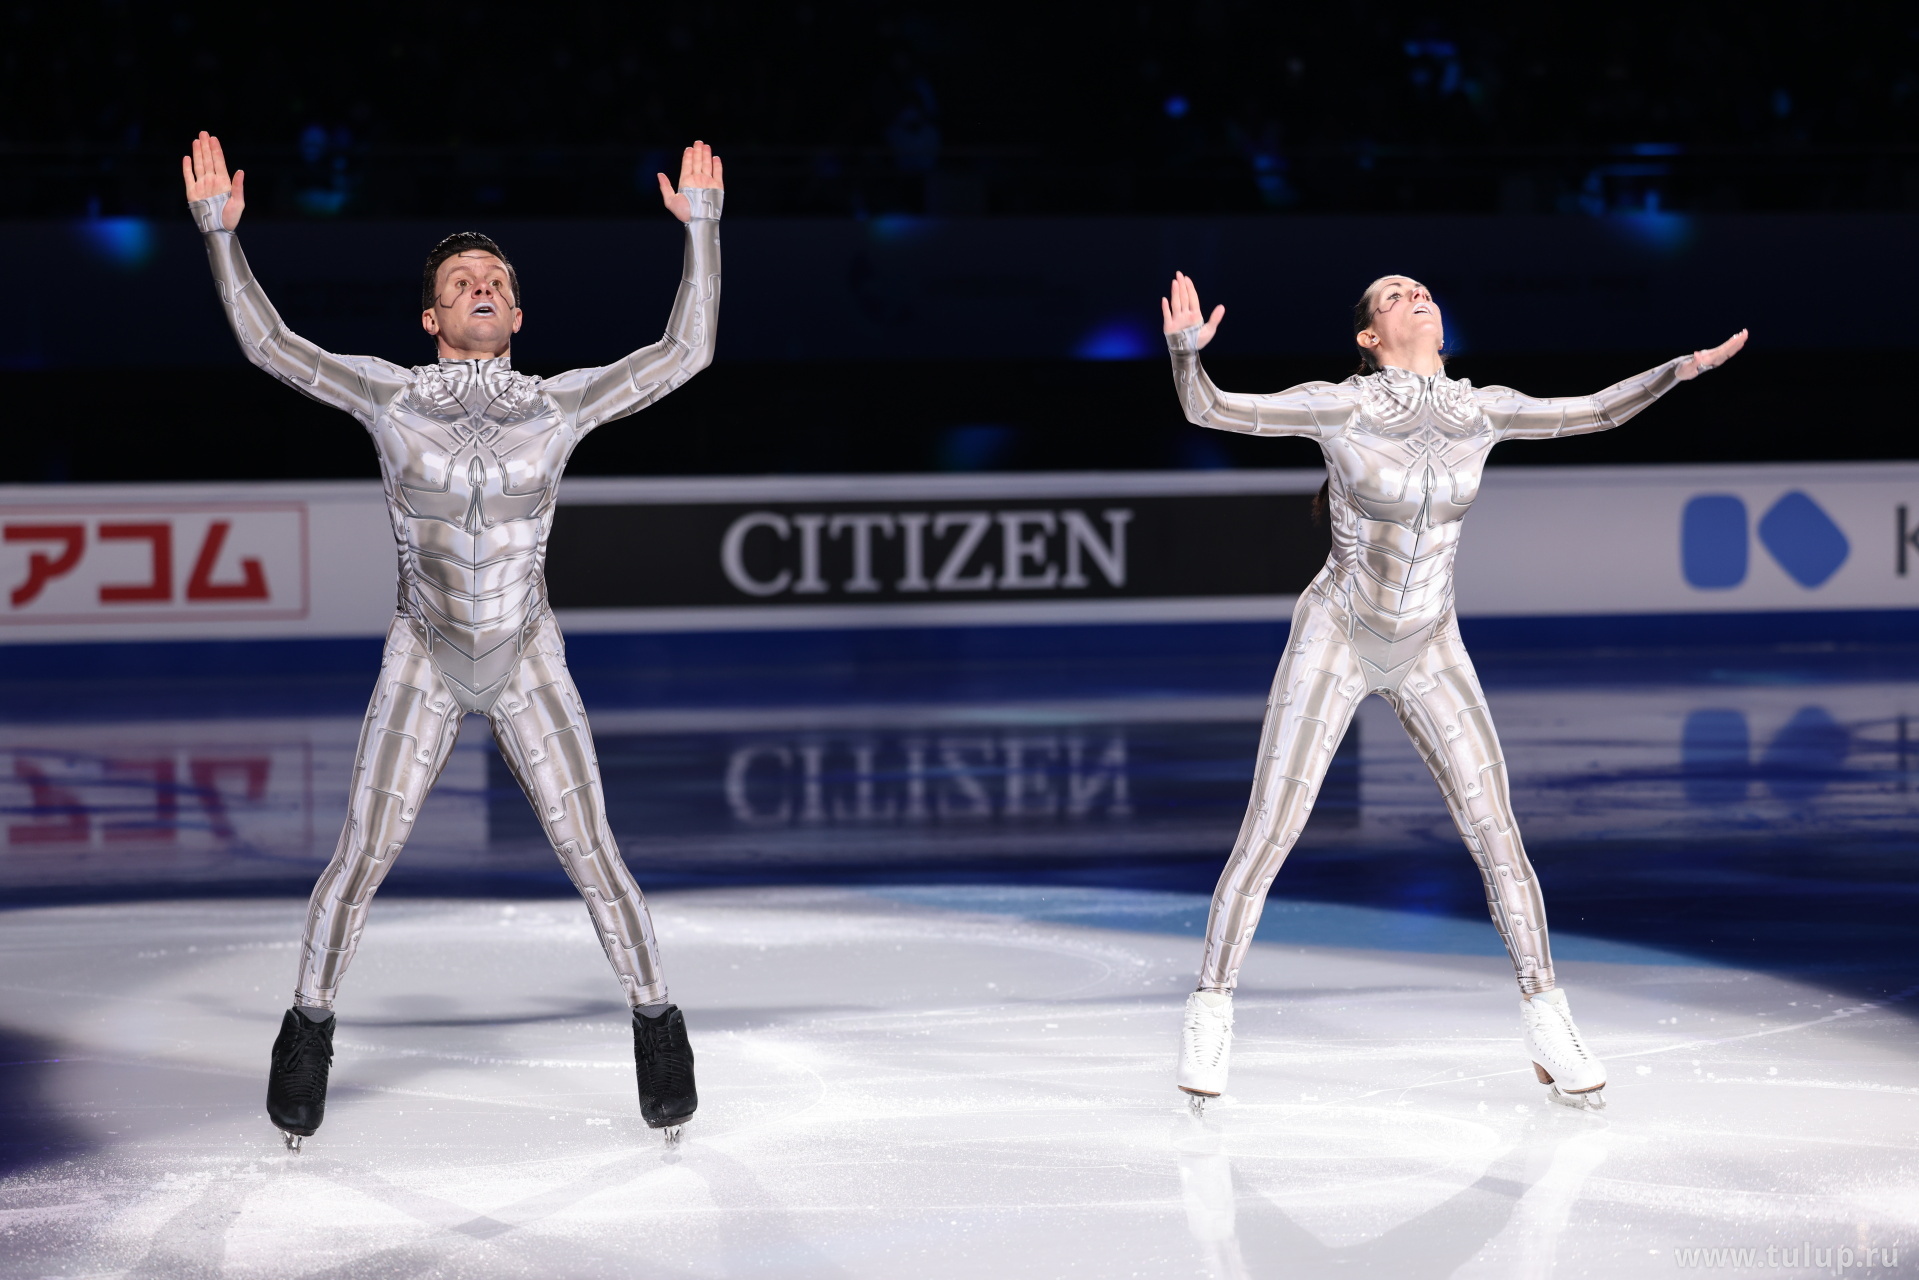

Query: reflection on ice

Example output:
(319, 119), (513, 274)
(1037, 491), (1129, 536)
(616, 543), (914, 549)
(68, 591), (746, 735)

(5, 680), (1918, 895)
(720, 730), (1133, 827)
(1175, 1107), (1614, 1279)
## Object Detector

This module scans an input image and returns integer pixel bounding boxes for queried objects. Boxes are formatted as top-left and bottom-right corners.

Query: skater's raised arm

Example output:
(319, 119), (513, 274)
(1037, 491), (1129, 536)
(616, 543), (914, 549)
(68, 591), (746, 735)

(182, 132), (407, 426)
(1481, 330), (1748, 440)
(547, 142), (724, 433)
(1162, 273), (1358, 437)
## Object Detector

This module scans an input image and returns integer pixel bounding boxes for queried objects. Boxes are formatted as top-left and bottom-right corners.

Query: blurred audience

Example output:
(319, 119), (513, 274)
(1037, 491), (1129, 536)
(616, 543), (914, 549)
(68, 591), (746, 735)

(4, 1), (1913, 217)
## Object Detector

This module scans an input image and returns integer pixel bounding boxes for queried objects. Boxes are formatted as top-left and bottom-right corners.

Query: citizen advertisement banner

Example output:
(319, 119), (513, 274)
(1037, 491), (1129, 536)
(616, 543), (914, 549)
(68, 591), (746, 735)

(3, 462), (1918, 647)
(545, 473), (1328, 629)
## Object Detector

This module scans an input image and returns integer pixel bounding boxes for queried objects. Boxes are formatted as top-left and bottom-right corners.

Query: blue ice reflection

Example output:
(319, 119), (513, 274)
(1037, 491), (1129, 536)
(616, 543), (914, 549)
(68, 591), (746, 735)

(1682, 709), (1751, 806)
(1681, 705), (1851, 804)
(3, 668), (1914, 986)
(1757, 706), (1850, 801)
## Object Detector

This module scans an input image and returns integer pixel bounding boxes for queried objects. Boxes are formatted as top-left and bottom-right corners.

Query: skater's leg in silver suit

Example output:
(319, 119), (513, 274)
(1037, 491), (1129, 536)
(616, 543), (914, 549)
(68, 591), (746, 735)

(1388, 622), (1556, 995)
(295, 621), (465, 1009)
(488, 618), (667, 1008)
(1199, 597), (1366, 992)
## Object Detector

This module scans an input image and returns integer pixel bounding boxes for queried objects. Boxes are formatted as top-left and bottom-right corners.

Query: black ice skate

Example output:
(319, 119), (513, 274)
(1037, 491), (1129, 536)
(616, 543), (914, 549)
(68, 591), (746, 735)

(632, 1005), (697, 1145)
(266, 1007), (334, 1151)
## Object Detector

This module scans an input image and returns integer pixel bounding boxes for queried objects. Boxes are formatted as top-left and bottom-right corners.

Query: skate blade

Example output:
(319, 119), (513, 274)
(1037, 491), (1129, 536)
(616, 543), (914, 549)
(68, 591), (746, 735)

(1186, 1094), (1209, 1117)
(280, 1131), (304, 1153)
(1547, 1084), (1606, 1111)
(661, 1124), (685, 1151)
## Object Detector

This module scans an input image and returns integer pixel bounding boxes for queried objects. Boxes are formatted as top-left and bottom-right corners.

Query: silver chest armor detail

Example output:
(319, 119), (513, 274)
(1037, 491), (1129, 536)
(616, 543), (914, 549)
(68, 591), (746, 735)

(193, 187), (721, 1012)
(1319, 371), (1492, 685)
(1168, 330), (1686, 996)
(383, 357), (574, 710)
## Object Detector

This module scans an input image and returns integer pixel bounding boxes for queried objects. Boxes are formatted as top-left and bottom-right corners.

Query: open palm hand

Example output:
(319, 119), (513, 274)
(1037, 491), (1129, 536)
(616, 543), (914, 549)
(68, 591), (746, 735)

(657, 140), (724, 223)
(1160, 272), (1225, 348)
(180, 131), (244, 230)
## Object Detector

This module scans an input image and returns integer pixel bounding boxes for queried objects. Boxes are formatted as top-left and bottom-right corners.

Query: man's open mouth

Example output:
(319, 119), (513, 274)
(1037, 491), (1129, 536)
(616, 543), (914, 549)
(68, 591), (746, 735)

(472, 303), (496, 317)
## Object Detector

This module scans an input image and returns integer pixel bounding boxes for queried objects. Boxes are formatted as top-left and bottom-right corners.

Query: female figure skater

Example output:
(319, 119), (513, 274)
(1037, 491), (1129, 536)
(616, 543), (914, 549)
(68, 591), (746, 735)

(1162, 271), (1745, 1110)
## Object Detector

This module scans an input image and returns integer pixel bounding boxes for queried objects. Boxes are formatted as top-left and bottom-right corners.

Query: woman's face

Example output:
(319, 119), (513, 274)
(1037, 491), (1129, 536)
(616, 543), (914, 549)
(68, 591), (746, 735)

(1359, 277), (1443, 357)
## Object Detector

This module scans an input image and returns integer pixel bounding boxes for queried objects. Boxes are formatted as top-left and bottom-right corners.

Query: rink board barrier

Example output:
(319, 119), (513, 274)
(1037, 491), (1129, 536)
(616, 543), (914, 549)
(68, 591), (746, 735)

(1, 462), (1917, 652)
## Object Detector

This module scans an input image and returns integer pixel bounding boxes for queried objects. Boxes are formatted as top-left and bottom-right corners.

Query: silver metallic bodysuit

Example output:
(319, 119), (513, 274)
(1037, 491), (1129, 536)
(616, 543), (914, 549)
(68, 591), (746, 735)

(1168, 329), (1686, 995)
(191, 188), (722, 1010)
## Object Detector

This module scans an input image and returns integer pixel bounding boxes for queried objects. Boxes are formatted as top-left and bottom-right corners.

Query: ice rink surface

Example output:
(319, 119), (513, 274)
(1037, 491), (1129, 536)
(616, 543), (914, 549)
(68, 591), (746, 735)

(0, 888), (1914, 1279)
(2, 640), (1917, 1276)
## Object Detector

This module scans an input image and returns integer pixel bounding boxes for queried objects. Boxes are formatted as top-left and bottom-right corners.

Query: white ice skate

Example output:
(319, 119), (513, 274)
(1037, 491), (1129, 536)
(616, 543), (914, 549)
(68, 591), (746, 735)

(1522, 988), (1606, 1109)
(1178, 990), (1234, 1113)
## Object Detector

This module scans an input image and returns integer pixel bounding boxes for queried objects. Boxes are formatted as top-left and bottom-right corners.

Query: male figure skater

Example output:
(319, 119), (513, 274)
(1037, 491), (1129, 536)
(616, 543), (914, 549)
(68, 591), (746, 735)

(182, 131), (722, 1149)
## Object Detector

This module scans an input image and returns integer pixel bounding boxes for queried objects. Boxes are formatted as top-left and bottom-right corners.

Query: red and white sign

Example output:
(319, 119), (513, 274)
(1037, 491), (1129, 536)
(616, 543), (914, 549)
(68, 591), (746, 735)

(0, 503), (309, 625)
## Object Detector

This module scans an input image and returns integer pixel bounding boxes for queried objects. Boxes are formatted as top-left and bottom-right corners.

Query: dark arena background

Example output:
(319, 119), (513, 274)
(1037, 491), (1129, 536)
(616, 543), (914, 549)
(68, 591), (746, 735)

(2, 4), (1917, 1276)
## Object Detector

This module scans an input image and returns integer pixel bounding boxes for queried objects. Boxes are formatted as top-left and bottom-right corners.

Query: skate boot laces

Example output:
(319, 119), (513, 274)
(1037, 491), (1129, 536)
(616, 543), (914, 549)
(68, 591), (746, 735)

(633, 1005), (698, 1133)
(1182, 994), (1234, 1070)
(1522, 988), (1607, 1103)
(1178, 991), (1235, 1110)
(636, 1014), (694, 1097)
(1524, 990), (1593, 1068)
(266, 1008), (335, 1146)
(272, 1015), (334, 1107)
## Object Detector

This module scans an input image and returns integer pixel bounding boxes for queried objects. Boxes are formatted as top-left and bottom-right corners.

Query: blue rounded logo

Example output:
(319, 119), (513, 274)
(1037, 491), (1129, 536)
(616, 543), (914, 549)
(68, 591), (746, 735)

(1681, 490), (1848, 591)
(1757, 491), (1850, 588)
(1681, 494), (1748, 589)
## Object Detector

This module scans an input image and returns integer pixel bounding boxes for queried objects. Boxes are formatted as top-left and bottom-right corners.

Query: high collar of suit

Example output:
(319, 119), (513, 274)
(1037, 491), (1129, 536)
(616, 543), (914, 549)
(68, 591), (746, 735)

(437, 355), (514, 374)
(1372, 363), (1452, 388)
(432, 355), (518, 401)
(1357, 361), (1480, 431)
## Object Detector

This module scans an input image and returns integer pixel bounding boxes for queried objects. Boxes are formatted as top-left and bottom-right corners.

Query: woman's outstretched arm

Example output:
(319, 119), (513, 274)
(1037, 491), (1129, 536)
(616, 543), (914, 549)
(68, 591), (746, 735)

(183, 132), (408, 426)
(1482, 329), (1748, 440)
(544, 142), (723, 433)
(1162, 272), (1358, 437)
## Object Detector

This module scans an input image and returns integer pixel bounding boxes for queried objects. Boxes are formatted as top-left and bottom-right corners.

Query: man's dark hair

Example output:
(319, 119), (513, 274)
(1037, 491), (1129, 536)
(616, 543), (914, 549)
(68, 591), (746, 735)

(422, 232), (519, 311)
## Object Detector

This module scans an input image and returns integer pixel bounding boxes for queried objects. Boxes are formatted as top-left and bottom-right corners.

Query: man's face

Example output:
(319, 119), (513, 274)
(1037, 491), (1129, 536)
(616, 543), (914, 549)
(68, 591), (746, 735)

(422, 250), (522, 355)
